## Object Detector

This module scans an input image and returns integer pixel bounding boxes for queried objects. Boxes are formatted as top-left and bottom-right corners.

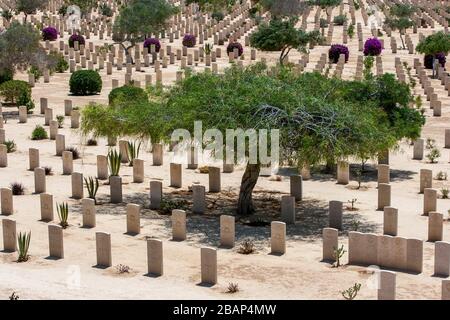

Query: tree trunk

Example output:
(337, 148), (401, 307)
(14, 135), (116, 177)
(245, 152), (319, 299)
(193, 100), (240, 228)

(237, 163), (261, 215)
(432, 56), (437, 79)
(399, 33), (406, 50)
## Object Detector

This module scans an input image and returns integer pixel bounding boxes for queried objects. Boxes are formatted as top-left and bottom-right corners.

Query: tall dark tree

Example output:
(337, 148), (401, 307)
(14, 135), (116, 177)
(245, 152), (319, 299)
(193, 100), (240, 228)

(112, 0), (176, 63)
(250, 18), (323, 64)
(385, 4), (415, 49)
(13, 0), (47, 21)
(416, 31), (450, 78)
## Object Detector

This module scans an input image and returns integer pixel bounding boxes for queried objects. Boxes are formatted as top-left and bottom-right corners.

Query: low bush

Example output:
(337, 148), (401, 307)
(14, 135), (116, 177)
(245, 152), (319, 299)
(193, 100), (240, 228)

(333, 15), (347, 26)
(211, 11), (224, 21)
(31, 125), (48, 140)
(69, 70), (102, 96)
(0, 68), (14, 85)
(42, 26), (58, 41)
(0, 80), (31, 105)
(328, 44), (349, 63)
(227, 42), (244, 57)
(363, 38), (383, 56)
(68, 34), (85, 48)
(108, 85), (148, 107)
(50, 52), (69, 73)
(143, 38), (161, 53)
(182, 34), (196, 48)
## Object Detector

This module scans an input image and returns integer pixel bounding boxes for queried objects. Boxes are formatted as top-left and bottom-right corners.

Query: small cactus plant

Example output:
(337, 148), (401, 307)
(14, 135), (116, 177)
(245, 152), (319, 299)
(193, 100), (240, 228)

(17, 231), (31, 262)
(204, 43), (213, 55)
(57, 202), (69, 229)
(341, 283), (361, 300)
(333, 244), (346, 267)
(127, 141), (141, 167)
(84, 176), (99, 204)
(108, 149), (121, 176)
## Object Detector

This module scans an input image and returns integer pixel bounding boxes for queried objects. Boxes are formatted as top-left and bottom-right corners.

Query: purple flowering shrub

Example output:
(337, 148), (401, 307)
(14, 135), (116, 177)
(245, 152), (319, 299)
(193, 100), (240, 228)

(363, 38), (383, 56)
(144, 38), (161, 52)
(328, 44), (349, 63)
(68, 34), (85, 48)
(42, 27), (58, 41)
(182, 34), (196, 48)
(227, 42), (244, 57)
(424, 53), (446, 69)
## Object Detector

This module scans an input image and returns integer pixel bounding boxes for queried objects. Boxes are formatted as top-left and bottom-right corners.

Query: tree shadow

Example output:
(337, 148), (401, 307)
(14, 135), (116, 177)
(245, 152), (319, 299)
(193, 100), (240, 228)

(72, 188), (379, 248)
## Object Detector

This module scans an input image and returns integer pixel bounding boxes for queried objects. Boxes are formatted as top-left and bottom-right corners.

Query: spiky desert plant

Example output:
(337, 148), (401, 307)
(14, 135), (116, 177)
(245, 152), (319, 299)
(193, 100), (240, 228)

(17, 232), (31, 262)
(333, 244), (346, 267)
(115, 264), (130, 274)
(65, 146), (80, 160)
(227, 282), (240, 293)
(127, 141), (141, 166)
(57, 202), (69, 229)
(4, 140), (16, 153)
(56, 115), (65, 128)
(84, 176), (99, 204)
(10, 182), (25, 195)
(341, 283), (361, 300)
(86, 138), (98, 146)
(9, 292), (19, 300)
(441, 187), (449, 199)
(204, 43), (213, 55)
(238, 239), (255, 254)
(108, 149), (121, 176)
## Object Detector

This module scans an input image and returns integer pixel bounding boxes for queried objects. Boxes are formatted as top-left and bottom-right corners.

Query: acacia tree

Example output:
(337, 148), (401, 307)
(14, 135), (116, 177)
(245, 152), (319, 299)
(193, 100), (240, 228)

(259, 0), (309, 17)
(81, 63), (423, 215)
(112, 0), (176, 63)
(0, 22), (55, 77)
(309, 0), (342, 22)
(250, 17), (323, 64)
(416, 31), (450, 78)
(385, 4), (415, 50)
(12, 0), (48, 22)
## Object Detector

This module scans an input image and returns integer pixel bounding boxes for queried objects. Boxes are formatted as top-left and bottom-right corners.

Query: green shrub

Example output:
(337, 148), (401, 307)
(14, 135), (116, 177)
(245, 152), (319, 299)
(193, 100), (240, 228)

(0, 68), (13, 85)
(100, 4), (113, 17)
(69, 70), (102, 96)
(50, 52), (69, 73)
(0, 80), (31, 105)
(29, 66), (43, 81)
(4, 140), (16, 153)
(333, 15), (347, 26)
(31, 125), (48, 140)
(108, 85), (148, 107)
(211, 11), (224, 21)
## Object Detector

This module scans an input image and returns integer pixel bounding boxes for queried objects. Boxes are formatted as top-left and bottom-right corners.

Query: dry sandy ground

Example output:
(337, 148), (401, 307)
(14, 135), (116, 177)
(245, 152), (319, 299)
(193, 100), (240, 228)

(0, 4), (450, 300)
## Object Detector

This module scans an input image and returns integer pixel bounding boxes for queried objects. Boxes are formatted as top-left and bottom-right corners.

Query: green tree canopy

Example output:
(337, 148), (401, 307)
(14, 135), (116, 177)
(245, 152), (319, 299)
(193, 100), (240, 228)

(250, 17), (323, 64)
(81, 64), (423, 215)
(308, 0), (342, 20)
(0, 22), (56, 77)
(385, 4), (415, 49)
(416, 31), (450, 77)
(12, 0), (47, 21)
(185, 0), (235, 12)
(259, 0), (309, 17)
(112, 0), (177, 62)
